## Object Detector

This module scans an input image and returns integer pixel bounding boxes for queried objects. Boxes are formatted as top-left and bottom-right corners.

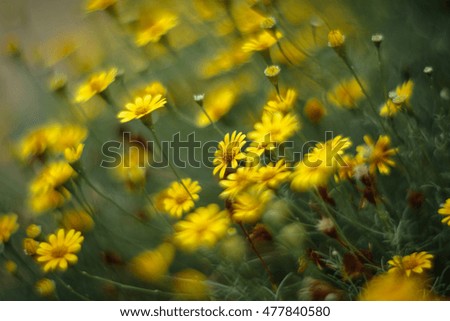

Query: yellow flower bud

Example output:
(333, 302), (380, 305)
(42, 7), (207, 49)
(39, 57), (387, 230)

(26, 224), (42, 238)
(23, 238), (40, 255)
(328, 29), (345, 48)
(35, 278), (56, 297)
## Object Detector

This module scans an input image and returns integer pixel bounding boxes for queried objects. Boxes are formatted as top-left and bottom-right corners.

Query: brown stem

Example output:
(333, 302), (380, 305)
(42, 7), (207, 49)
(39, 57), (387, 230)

(238, 222), (277, 291)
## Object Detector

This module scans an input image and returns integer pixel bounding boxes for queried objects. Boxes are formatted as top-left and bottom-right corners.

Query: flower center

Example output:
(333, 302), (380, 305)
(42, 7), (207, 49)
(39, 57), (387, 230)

(51, 245), (68, 258)
(134, 105), (149, 116)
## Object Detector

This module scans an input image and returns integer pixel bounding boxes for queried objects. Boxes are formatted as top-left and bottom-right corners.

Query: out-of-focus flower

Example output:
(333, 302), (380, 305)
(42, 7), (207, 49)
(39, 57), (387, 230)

(113, 146), (150, 189)
(359, 272), (433, 300)
(35, 278), (56, 297)
(4, 260), (17, 274)
(264, 88), (297, 114)
(232, 185), (273, 223)
(213, 131), (247, 178)
(356, 135), (397, 175)
(85, 0), (117, 12)
(129, 243), (175, 283)
(388, 252), (434, 277)
(173, 204), (230, 251)
(247, 112), (300, 154)
(304, 98), (326, 123)
(327, 29), (345, 48)
(196, 85), (238, 127)
(380, 80), (414, 117)
(219, 166), (258, 199)
(242, 31), (278, 53)
(291, 136), (352, 192)
(135, 11), (178, 46)
(36, 229), (84, 272)
(0, 213), (19, 243)
(255, 160), (291, 189)
(327, 78), (364, 109)
(64, 144), (85, 164)
(117, 94), (167, 123)
(156, 179), (201, 218)
(23, 238), (40, 256)
(173, 269), (209, 300)
(26, 224), (42, 239)
(61, 209), (94, 232)
(74, 68), (117, 103)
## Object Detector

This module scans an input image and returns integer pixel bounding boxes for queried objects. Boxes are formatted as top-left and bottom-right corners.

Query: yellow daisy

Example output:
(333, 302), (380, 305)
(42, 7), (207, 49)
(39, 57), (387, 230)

(264, 88), (298, 114)
(157, 178), (201, 218)
(255, 160), (291, 189)
(213, 131), (247, 178)
(75, 67), (117, 103)
(85, 0), (116, 12)
(242, 31), (278, 53)
(388, 251), (434, 277)
(438, 199), (450, 226)
(173, 204), (230, 252)
(327, 78), (364, 109)
(219, 166), (258, 199)
(117, 94), (167, 123)
(232, 185), (273, 224)
(135, 12), (178, 46)
(129, 243), (175, 283)
(0, 213), (19, 243)
(356, 135), (398, 175)
(36, 229), (84, 272)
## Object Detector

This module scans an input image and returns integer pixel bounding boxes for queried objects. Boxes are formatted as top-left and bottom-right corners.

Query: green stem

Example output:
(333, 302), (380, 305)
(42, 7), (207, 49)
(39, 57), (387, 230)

(195, 103), (225, 136)
(54, 275), (89, 300)
(147, 125), (196, 202)
(80, 270), (172, 297)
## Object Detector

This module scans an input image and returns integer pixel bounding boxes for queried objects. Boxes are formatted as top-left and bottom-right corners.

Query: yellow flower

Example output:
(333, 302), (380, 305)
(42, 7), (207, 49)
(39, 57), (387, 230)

(201, 43), (251, 78)
(17, 126), (53, 162)
(327, 78), (364, 109)
(4, 260), (17, 274)
(61, 210), (94, 232)
(356, 135), (398, 175)
(64, 143), (84, 164)
(23, 238), (40, 255)
(0, 214), (19, 243)
(75, 67), (117, 103)
(380, 80), (414, 117)
(438, 199), (450, 226)
(113, 146), (150, 188)
(47, 124), (88, 154)
(232, 185), (273, 223)
(36, 229), (84, 272)
(196, 85), (237, 127)
(213, 131), (247, 178)
(26, 224), (42, 238)
(291, 136), (352, 192)
(242, 31), (277, 53)
(255, 160), (291, 189)
(129, 243), (175, 283)
(28, 189), (71, 214)
(30, 161), (76, 195)
(327, 29), (345, 48)
(264, 65), (281, 78)
(334, 154), (361, 182)
(304, 98), (326, 124)
(117, 94), (167, 123)
(359, 272), (433, 300)
(388, 252), (434, 277)
(138, 81), (167, 97)
(173, 204), (230, 251)
(219, 166), (258, 199)
(248, 112), (300, 152)
(264, 88), (298, 114)
(135, 12), (178, 46)
(85, 0), (117, 12)
(158, 178), (201, 218)
(173, 269), (209, 300)
(35, 278), (56, 297)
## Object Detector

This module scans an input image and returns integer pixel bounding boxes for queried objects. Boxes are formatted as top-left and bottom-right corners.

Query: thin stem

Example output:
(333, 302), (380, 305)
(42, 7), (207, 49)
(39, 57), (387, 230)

(80, 270), (172, 297)
(376, 47), (387, 100)
(238, 222), (277, 291)
(54, 275), (89, 300)
(147, 125), (195, 202)
(195, 103), (225, 136)
(77, 169), (141, 223)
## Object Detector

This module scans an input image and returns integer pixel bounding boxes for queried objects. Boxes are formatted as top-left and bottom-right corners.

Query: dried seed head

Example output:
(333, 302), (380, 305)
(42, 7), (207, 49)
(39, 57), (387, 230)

(371, 33), (384, 47)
